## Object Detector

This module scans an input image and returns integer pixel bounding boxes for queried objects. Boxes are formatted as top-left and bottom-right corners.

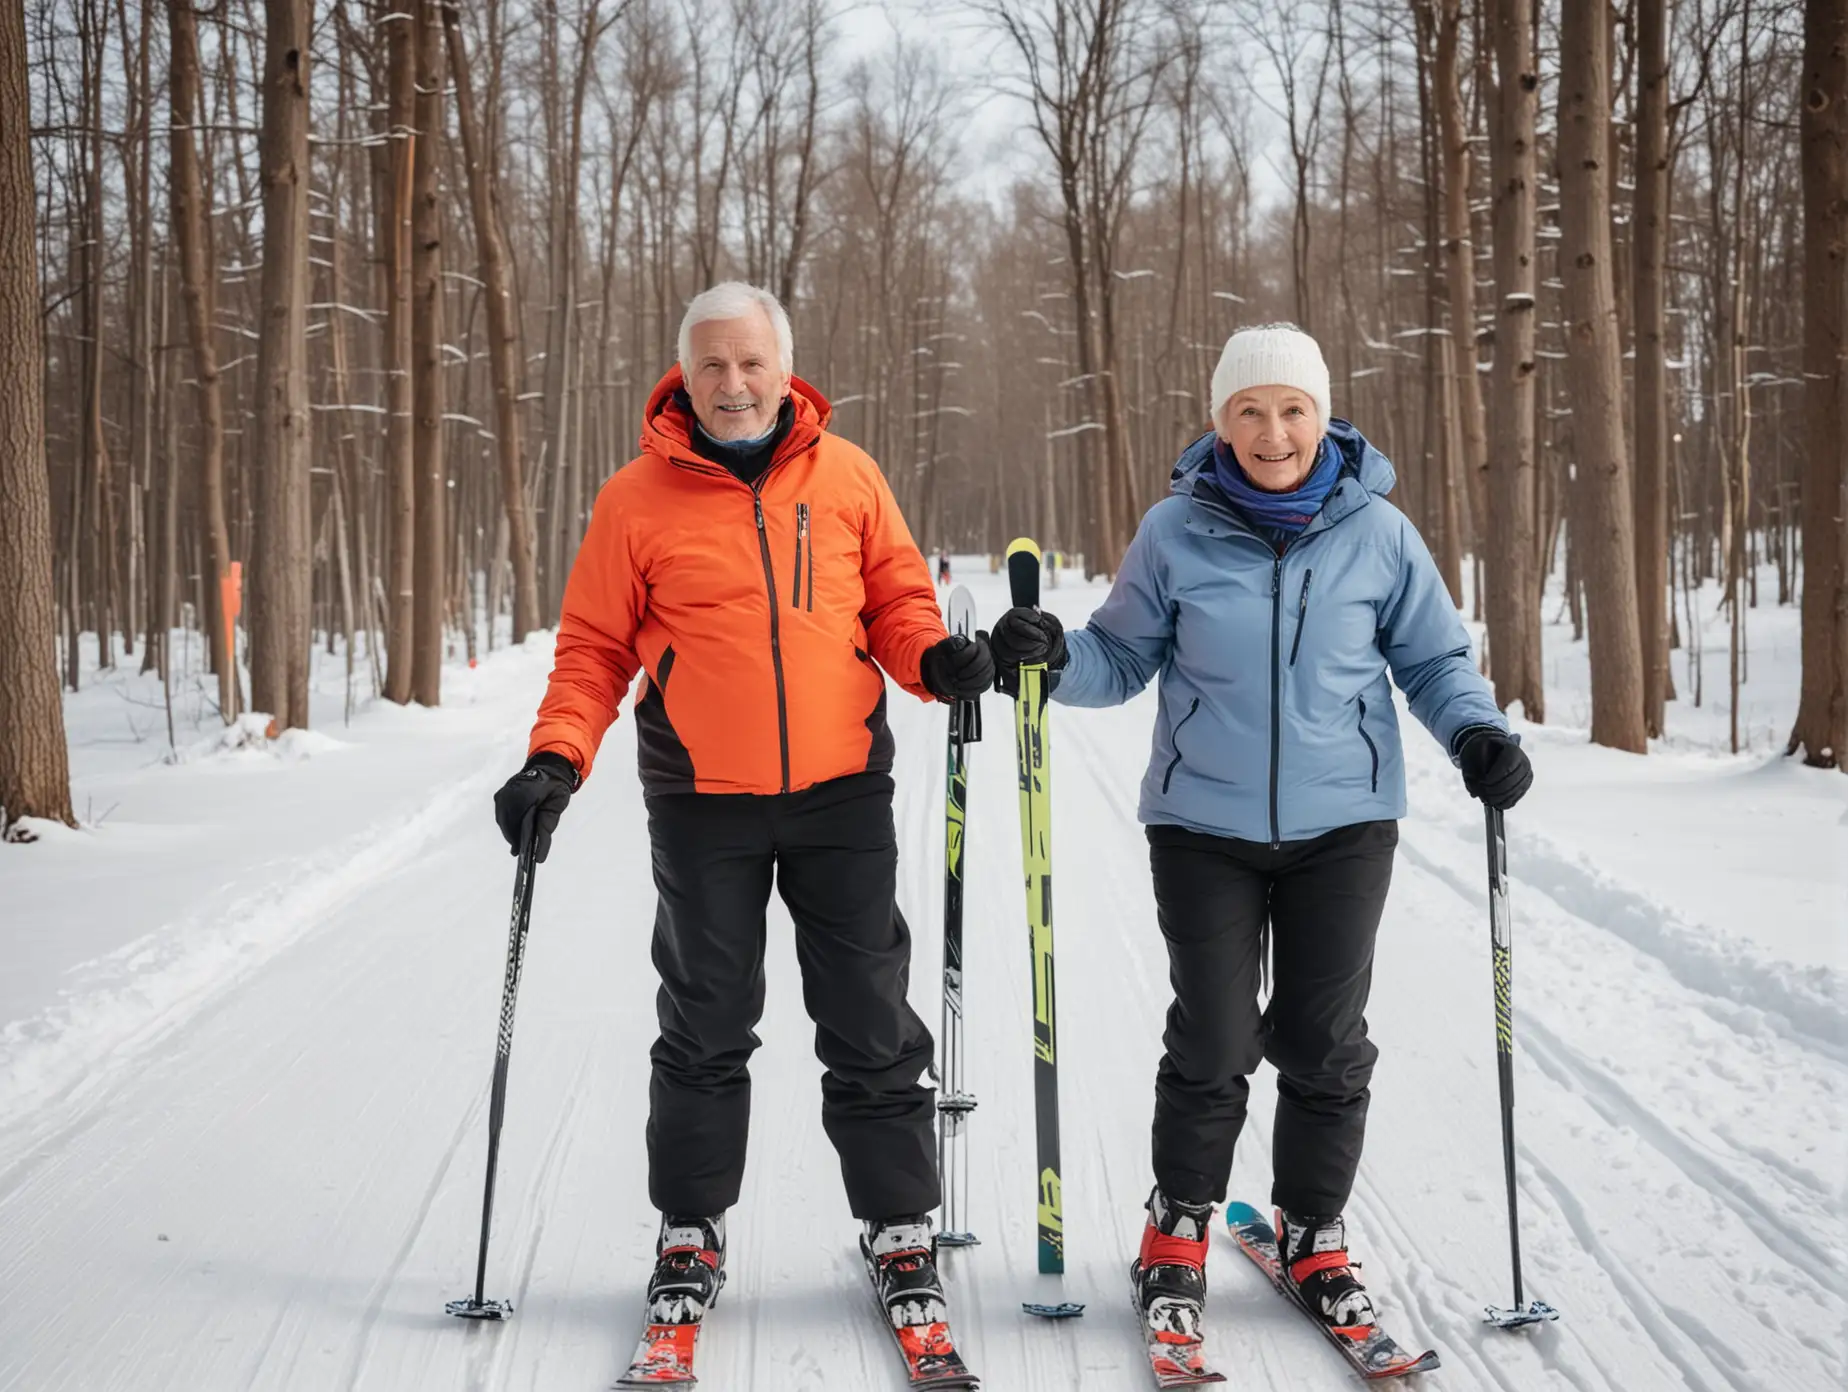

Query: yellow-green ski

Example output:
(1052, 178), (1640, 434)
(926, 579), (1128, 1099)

(1006, 537), (1067, 1283)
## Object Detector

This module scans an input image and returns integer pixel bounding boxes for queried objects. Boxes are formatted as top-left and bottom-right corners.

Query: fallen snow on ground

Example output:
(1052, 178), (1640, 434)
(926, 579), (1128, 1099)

(0, 562), (1842, 1392)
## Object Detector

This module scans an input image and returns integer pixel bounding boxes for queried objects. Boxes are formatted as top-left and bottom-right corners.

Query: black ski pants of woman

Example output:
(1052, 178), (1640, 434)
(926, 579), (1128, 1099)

(1147, 819), (1397, 1218)
(643, 771), (938, 1222)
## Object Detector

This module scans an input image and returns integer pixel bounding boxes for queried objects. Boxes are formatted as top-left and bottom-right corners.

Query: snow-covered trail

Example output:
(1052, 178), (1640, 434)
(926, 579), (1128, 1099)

(1, 566), (1842, 1391)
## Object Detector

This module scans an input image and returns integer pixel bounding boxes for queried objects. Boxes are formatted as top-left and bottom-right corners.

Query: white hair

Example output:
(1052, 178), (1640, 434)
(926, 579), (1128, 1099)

(677, 282), (794, 375)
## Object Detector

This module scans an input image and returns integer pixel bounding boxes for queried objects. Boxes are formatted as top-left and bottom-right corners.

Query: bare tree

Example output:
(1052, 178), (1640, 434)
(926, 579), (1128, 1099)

(247, 0), (315, 731)
(378, 0), (417, 702)
(1793, 0), (1847, 764)
(0, 0), (74, 833)
(1433, 0), (1488, 554)
(1485, 0), (1545, 719)
(169, 0), (239, 723)
(1633, 0), (1672, 735)
(410, 0), (446, 705)
(1560, 0), (1648, 751)
(443, 2), (541, 643)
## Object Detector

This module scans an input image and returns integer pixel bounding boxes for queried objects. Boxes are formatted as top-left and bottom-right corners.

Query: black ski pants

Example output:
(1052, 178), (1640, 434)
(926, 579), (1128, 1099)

(1146, 818), (1397, 1218)
(643, 771), (939, 1221)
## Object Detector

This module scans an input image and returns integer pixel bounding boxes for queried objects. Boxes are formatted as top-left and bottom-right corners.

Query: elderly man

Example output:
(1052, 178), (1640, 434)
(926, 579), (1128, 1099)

(492, 282), (993, 1352)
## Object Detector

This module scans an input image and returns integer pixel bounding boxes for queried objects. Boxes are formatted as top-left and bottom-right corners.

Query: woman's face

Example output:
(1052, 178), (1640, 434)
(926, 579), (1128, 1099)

(1217, 385), (1323, 491)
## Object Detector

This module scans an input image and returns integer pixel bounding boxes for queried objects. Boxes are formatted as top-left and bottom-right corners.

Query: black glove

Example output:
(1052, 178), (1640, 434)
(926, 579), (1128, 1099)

(493, 751), (579, 862)
(989, 606), (1067, 698)
(920, 632), (996, 702)
(1456, 726), (1533, 811)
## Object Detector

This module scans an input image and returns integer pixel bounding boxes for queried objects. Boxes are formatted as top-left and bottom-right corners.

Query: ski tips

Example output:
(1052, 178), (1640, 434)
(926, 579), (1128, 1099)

(1484, 1300), (1560, 1329)
(446, 1296), (513, 1320)
(1006, 538), (1042, 609)
(1222, 1201), (1264, 1228)
(1021, 1301), (1086, 1319)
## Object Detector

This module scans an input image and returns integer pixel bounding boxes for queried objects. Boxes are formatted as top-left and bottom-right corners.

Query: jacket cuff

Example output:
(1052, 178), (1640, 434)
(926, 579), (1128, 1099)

(1449, 723), (1509, 762)
(527, 749), (583, 790)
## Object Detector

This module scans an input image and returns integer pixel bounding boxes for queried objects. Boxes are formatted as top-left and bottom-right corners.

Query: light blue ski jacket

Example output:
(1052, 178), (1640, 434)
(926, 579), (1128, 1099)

(1054, 421), (1506, 844)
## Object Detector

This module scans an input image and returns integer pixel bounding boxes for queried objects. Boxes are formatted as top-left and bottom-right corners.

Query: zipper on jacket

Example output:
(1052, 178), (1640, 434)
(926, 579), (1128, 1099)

(1357, 696), (1380, 793)
(792, 502), (808, 609)
(806, 508), (814, 611)
(753, 493), (792, 793)
(1268, 554), (1283, 848)
(1162, 697), (1201, 795)
(1288, 569), (1314, 667)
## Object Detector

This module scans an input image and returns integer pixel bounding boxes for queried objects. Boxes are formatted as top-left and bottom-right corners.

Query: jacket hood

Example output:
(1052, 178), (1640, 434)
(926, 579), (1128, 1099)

(640, 365), (832, 460)
(1169, 418), (1398, 499)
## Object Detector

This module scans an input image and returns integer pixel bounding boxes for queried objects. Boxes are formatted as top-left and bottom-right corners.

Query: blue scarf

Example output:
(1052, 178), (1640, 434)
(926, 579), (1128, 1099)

(1211, 435), (1340, 535)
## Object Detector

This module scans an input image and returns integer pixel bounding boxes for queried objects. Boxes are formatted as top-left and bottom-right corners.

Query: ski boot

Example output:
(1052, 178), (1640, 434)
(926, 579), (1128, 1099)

(1132, 1187), (1215, 1339)
(646, 1213), (726, 1325)
(862, 1215), (949, 1329)
(1277, 1210), (1378, 1331)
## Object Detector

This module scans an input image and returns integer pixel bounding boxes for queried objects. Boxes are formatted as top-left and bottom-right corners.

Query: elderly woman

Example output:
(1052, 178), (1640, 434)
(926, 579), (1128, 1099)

(989, 325), (1531, 1339)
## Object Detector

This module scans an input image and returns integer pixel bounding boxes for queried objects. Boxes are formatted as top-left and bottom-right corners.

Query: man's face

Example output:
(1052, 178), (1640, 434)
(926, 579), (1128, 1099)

(685, 311), (790, 442)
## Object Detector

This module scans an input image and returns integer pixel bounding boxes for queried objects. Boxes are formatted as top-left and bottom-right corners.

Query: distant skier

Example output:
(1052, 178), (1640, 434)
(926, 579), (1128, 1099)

(990, 324), (1532, 1343)
(491, 282), (995, 1358)
(937, 552), (952, 586)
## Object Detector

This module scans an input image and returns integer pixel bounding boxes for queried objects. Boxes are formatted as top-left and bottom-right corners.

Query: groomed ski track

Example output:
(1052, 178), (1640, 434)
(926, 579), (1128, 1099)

(0, 568), (1840, 1391)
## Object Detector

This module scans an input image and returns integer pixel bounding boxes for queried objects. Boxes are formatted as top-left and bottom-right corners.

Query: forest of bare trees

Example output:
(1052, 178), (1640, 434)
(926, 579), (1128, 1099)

(2, 0), (1844, 834)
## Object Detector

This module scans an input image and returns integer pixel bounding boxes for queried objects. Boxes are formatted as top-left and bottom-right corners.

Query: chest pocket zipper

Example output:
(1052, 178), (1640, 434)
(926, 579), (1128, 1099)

(792, 503), (809, 609)
(1289, 569), (1313, 666)
(1162, 697), (1201, 794)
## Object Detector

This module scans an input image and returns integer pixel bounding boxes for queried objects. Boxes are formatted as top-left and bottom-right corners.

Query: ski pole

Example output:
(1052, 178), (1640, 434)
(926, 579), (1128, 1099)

(447, 821), (540, 1321)
(1482, 804), (1558, 1330)
(938, 590), (982, 1249)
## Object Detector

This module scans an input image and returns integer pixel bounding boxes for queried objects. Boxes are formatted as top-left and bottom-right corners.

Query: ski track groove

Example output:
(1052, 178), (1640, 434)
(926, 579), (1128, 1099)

(1395, 829), (1839, 1281)
(482, 1036), (600, 1392)
(1519, 1147), (1744, 1392)
(339, 1093), (486, 1392)
(1516, 1010), (1832, 1274)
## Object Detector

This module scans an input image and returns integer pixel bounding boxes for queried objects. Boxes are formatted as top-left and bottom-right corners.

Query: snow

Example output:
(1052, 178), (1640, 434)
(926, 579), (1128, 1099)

(1, 562), (1843, 1391)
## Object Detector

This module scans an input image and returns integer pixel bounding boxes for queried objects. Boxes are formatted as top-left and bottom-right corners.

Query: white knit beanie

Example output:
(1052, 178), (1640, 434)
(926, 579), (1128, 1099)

(1210, 324), (1331, 429)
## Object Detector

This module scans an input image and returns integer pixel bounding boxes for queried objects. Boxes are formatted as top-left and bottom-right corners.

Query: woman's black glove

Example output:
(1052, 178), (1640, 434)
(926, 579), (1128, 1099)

(920, 632), (996, 701)
(493, 751), (580, 862)
(1456, 727), (1533, 810)
(989, 606), (1067, 698)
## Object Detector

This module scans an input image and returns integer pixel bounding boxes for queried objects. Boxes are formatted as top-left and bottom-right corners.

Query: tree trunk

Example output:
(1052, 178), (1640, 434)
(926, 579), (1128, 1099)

(1559, 0), (1648, 752)
(1436, 0), (1489, 552)
(248, 0), (314, 731)
(381, 0), (417, 704)
(410, 0), (446, 706)
(1633, 0), (1672, 736)
(0, 0), (75, 832)
(169, 0), (239, 723)
(1793, 0), (1848, 764)
(443, 4), (541, 642)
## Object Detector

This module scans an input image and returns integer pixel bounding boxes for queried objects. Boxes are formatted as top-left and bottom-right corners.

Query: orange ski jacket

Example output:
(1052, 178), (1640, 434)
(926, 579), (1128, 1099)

(527, 368), (947, 795)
